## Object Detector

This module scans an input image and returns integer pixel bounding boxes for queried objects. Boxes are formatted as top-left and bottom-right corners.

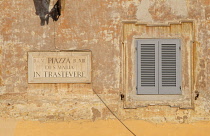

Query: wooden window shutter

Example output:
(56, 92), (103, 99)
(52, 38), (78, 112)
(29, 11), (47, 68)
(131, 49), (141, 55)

(137, 39), (159, 94)
(158, 39), (181, 94)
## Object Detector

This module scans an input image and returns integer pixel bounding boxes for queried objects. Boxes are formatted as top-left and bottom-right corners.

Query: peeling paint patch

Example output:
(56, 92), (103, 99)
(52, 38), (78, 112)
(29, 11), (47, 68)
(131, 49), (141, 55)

(136, 0), (153, 22)
(92, 107), (101, 121)
(102, 30), (113, 42)
(167, 0), (188, 17)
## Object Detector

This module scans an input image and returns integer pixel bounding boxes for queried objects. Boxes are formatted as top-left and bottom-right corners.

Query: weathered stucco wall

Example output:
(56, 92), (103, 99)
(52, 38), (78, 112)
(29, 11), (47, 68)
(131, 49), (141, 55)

(0, 0), (210, 135)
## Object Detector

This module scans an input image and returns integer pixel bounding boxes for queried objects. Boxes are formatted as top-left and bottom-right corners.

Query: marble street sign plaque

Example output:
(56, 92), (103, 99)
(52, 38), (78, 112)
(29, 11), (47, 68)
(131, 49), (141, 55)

(28, 52), (91, 83)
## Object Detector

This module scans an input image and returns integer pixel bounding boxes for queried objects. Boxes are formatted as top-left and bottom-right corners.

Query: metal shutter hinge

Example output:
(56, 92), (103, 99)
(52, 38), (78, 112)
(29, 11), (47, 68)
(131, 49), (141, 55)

(195, 91), (199, 100)
(179, 46), (181, 50)
(120, 94), (125, 100)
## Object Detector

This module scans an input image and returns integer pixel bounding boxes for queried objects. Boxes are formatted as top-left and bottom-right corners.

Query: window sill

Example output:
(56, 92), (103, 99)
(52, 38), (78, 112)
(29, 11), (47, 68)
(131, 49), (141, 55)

(124, 93), (192, 109)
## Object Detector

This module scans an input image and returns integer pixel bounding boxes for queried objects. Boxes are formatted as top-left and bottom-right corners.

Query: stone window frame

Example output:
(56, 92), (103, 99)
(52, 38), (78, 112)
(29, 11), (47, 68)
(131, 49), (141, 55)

(121, 21), (195, 109)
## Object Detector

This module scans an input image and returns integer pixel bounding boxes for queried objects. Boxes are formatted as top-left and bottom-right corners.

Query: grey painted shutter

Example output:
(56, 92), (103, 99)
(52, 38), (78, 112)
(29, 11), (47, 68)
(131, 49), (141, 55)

(137, 39), (158, 94)
(158, 39), (181, 94)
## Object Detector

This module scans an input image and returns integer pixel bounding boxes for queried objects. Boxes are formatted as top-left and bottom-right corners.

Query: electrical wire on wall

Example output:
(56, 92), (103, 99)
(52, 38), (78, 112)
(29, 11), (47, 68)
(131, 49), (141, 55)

(92, 88), (137, 136)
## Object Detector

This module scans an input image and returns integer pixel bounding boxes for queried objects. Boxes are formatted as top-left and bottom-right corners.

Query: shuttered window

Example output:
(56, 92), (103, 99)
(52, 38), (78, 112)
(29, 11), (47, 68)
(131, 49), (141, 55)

(137, 39), (181, 95)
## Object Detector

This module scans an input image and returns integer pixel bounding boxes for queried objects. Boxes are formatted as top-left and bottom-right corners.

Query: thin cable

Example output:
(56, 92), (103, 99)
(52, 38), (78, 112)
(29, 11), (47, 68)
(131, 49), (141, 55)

(92, 89), (137, 136)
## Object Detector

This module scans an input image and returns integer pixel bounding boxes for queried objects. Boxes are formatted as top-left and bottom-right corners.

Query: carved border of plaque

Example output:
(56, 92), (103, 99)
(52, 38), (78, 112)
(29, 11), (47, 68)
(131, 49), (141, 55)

(28, 51), (91, 83)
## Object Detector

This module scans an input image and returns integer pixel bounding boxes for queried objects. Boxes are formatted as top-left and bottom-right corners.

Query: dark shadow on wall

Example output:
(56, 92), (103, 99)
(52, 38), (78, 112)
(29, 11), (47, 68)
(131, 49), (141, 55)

(33, 0), (61, 26)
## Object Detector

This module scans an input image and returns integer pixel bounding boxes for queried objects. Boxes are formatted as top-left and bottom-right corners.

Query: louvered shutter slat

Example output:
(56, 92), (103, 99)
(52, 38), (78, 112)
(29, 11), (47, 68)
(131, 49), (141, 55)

(159, 39), (181, 94)
(137, 40), (158, 94)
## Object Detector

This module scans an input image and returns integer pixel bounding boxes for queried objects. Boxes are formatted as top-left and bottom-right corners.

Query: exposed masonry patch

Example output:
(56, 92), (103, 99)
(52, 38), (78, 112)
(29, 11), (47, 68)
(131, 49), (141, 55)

(91, 107), (101, 121)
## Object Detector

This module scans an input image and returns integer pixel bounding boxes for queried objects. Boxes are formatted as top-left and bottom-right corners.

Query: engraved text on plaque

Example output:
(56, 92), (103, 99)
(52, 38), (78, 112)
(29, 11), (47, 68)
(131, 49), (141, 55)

(28, 52), (91, 83)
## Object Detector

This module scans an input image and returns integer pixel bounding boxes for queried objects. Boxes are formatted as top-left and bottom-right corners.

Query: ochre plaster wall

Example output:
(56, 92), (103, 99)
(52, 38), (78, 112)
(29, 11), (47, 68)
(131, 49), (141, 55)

(0, 0), (210, 135)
